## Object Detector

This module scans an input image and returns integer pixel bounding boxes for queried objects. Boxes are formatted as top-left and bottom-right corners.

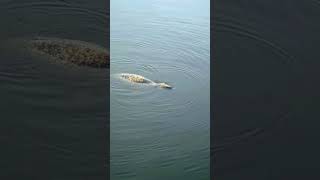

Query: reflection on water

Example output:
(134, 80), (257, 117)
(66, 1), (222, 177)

(0, 0), (108, 178)
(111, 0), (210, 179)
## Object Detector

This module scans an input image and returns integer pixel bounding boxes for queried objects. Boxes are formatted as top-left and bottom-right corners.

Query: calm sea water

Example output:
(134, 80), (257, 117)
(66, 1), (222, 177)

(0, 0), (109, 179)
(213, 0), (320, 179)
(110, 0), (210, 179)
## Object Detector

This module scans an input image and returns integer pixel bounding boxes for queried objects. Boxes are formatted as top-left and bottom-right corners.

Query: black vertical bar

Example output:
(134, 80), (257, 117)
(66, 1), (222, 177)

(106, 0), (110, 178)
(213, 0), (320, 179)
(0, 0), (110, 179)
(210, 0), (214, 179)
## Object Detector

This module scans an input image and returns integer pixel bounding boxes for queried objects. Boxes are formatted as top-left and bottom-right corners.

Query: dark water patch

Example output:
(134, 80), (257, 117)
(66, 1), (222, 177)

(214, 19), (295, 64)
(2, 1), (109, 21)
(0, 0), (109, 178)
(0, 0), (109, 47)
(213, 0), (320, 179)
(213, 17), (294, 151)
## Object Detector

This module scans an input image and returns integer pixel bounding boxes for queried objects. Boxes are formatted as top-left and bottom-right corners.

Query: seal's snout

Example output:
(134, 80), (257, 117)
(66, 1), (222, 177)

(158, 83), (173, 89)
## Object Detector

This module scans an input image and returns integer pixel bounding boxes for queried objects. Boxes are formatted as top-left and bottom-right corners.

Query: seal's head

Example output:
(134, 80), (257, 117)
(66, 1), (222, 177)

(158, 82), (173, 89)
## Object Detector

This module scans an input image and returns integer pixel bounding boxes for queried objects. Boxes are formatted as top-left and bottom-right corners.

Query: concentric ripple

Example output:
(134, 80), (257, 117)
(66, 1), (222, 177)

(111, 14), (209, 119)
(212, 16), (294, 152)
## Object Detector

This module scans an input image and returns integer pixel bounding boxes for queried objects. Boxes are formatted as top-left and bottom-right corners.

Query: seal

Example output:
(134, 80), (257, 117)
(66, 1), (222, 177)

(119, 73), (172, 89)
(14, 37), (109, 68)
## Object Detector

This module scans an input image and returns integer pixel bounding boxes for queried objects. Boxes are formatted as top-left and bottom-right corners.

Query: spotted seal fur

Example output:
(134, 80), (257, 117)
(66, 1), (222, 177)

(120, 73), (172, 89)
(13, 37), (109, 68)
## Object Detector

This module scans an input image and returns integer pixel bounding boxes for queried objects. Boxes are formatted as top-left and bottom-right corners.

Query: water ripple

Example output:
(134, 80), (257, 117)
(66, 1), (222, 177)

(214, 18), (295, 64)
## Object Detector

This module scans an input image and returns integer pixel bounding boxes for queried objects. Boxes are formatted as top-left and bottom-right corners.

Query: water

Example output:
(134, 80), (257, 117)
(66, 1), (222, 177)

(0, 0), (109, 179)
(110, 0), (210, 179)
(213, 0), (320, 179)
